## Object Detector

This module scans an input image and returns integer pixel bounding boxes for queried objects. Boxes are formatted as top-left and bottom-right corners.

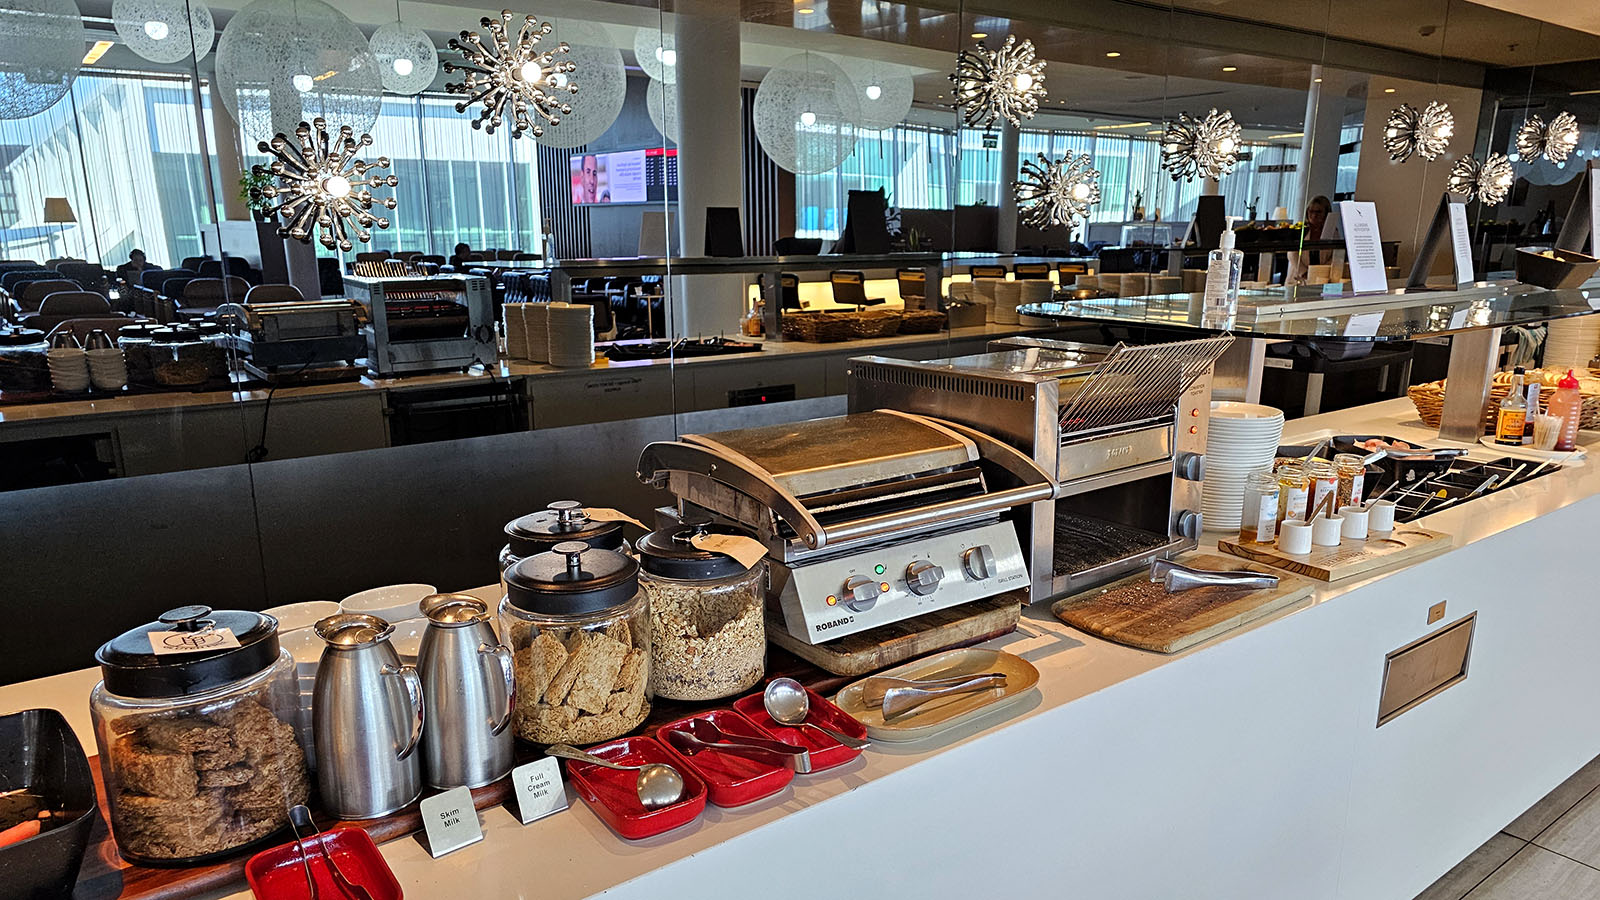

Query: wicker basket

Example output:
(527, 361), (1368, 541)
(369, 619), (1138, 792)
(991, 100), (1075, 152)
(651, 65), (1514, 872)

(849, 309), (903, 338)
(898, 309), (948, 334)
(781, 312), (854, 342)
(1408, 370), (1600, 433)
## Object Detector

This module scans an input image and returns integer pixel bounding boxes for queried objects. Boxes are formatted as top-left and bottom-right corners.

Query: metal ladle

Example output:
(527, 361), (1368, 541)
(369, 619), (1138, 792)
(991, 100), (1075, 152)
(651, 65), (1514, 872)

(763, 677), (870, 749)
(544, 744), (685, 809)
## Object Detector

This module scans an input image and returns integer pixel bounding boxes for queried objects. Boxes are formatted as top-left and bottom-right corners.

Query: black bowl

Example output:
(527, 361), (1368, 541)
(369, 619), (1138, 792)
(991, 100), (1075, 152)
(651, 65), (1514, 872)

(0, 709), (98, 899)
(1515, 247), (1600, 290)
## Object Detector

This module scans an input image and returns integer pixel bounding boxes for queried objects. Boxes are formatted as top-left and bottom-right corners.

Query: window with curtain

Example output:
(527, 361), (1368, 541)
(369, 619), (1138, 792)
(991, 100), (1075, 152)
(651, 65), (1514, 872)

(794, 122), (953, 240)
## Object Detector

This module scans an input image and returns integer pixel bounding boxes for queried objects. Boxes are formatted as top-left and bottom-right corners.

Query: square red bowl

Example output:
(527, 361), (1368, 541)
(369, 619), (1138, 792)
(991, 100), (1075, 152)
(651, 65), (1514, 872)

(654, 709), (796, 807)
(564, 735), (708, 840)
(733, 686), (867, 772)
(245, 826), (401, 900)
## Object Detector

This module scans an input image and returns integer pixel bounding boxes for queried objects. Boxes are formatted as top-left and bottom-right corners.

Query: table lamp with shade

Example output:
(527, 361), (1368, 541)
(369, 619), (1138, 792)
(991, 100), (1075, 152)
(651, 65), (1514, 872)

(43, 197), (76, 259)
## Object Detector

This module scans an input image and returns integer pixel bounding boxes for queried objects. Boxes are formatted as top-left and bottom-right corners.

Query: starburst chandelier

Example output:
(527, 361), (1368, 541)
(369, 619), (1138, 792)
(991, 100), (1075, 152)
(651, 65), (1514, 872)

(1447, 152), (1515, 205)
(443, 9), (576, 138)
(1015, 152), (1100, 229)
(1515, 111), (1580, 164)
(949, 35), (1046, 130)
(1160, 109), (1242, 182)
(251, 118), (398, 252)
(1383, 101), (1453, 163)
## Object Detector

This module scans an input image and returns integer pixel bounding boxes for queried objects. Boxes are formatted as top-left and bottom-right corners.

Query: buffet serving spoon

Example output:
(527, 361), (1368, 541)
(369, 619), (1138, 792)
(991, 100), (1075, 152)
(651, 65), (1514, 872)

(763, 677), (870, 749)
(544, 744), (685, 809)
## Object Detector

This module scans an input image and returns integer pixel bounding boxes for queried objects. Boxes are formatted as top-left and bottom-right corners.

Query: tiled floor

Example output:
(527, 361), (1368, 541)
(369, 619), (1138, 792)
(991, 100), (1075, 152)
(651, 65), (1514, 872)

(1416, 755), (1600, 899)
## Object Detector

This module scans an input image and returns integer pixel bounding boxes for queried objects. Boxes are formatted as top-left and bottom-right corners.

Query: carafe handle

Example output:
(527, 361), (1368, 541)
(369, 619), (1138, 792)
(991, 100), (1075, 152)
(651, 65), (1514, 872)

(481, 641), (515, 736)
(385, 662), (425, 761)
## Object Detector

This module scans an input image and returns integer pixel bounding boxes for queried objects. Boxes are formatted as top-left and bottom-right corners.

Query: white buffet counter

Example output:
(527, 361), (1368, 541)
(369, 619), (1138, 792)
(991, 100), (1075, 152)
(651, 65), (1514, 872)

(6, 397), (1598, 900)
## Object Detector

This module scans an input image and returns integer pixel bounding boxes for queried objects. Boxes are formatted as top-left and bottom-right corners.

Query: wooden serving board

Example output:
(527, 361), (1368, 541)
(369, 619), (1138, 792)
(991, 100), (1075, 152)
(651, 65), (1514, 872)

(1051, 553), (1315, 654)
(1217, 526), (1452, 583)
(766, 591), (1025, 676)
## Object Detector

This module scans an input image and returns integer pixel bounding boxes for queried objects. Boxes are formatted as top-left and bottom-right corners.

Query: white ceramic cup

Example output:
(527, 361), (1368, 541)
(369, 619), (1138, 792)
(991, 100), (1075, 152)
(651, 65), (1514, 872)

(1365, 499), (1397, 532)
(1339, 506), (1370, 540)
(1278, 519), (1313, 555)
(1312, 514), (1344, 547)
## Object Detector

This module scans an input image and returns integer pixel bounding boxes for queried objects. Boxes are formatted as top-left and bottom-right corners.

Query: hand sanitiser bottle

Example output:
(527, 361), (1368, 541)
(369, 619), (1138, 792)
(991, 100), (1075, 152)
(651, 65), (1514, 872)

(1203, 216), (1244, 321)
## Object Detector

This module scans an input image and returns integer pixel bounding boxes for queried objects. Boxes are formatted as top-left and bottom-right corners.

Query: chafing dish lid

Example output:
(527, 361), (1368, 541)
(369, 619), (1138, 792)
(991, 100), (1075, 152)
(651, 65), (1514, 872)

(505, 542), (639, 615)
(682, 410), (977, 496)
(505, 500), (624, 556)
(95, 605), (280, 699)
(636, 522), (759, 580)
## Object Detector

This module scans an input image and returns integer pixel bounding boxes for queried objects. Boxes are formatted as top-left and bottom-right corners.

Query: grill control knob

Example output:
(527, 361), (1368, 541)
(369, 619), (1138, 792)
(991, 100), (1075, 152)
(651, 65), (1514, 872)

(1176, 451), (1206, 481)
(905, 560), (945, 596)
(962, 545), (998, 580)
(842, 575), (882, 612)
(1176, 510), (1203, 540)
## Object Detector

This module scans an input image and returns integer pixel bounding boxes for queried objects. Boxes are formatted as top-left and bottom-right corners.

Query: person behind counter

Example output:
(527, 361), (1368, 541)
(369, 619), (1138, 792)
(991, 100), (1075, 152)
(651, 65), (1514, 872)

(1290, 195), (1340, 282)
(114, 249), (152, 289)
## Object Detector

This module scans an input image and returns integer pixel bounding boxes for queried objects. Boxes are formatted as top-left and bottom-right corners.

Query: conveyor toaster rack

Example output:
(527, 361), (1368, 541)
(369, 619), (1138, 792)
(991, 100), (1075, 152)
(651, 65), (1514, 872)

(1056, 336), (1232, 434)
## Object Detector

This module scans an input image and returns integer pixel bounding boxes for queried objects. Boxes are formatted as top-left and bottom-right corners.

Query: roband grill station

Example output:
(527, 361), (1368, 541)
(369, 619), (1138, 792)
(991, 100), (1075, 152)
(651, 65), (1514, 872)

(214, 299), (368, 385)
(849, 335), (1232, 602)
(636, 410), (1056, 645)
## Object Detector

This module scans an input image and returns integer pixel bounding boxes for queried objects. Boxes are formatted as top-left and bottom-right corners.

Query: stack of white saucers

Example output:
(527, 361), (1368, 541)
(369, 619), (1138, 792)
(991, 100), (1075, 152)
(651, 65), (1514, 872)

(47, 347), (89, 393)
(972, 278), (1002, 322)
(1202, 401), (1286, 531)
(1546, 317), (1600, 370)
(87, 347), (128, 391)
(546, 302), (596, 367)
(503, 302), (530, 361)
(521, 301), (550, 364)
(993, 280), (1022, 324)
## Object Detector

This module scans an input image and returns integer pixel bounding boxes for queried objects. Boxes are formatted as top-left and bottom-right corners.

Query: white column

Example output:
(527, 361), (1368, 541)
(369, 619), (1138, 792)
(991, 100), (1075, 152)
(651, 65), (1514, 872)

(670, 0), (743, 337)
(1298, 65), (1346, 215)
(212, 106), (251, 222)
(996, 122), (1019, 252)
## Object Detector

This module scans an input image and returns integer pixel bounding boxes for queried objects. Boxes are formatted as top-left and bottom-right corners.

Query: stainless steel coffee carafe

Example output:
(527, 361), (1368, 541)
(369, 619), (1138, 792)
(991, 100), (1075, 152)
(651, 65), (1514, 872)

(312, 613), (425, 819)
(417, 593), (515, 789)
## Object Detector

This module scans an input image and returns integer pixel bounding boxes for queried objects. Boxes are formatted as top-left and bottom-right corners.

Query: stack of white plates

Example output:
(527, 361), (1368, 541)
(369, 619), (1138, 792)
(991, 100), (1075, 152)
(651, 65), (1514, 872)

(47, 347), (89, 393)
(948, 281), (975, 304)
(993, 280), (1022, 324)
(972, 278), (1002, 322)
(86, 347), (127, 390)
(1074, 274), (1100, 290)
(521, 301), (550, 364)
(1202, 401), (1286, 532)
(503, 302), (530, 361)
(1546, 317), (1600, 370)
(547, 302), (595, 367)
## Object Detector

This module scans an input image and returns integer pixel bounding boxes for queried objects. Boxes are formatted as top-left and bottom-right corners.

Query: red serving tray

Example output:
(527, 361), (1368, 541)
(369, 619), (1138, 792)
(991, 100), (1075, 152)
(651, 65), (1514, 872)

(733, 686), (868, 772)
(244, 827), (401, 900)
(564, 735), (708, 840)
(654, 709), (795, 808)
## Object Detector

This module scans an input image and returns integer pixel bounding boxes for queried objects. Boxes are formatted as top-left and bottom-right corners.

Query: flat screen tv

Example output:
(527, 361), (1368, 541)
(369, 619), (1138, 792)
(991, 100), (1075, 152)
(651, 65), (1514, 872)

(569, 148), (679, 205)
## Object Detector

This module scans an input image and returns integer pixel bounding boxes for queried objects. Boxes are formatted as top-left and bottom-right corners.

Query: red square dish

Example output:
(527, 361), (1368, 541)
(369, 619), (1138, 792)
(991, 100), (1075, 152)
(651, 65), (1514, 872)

(655, 709), (796, 807)
(563, 735), (708, 840)
(733, 686), (867, 772)
(245, 826), (402, 900)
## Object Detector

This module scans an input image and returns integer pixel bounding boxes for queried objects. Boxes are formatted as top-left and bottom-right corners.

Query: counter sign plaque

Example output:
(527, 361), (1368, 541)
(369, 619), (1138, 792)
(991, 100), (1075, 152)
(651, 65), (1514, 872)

(421, 786), (484, 858)
(512, 757), (569, 824)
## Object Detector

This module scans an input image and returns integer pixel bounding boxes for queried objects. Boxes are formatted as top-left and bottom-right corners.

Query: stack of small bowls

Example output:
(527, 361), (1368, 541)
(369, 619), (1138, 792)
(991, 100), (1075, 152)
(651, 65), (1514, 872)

(47, 336), (89, 394)
(85, 330), (128, 391)
(1202, 401), (1286, 532)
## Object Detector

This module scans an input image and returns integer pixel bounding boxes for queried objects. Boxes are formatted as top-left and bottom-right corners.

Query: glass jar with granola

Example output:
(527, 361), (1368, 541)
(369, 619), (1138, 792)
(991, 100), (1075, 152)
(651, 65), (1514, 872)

(500, 541), (650, 745)
(90, 606), (309, 866)
(636, 523), (766, 702)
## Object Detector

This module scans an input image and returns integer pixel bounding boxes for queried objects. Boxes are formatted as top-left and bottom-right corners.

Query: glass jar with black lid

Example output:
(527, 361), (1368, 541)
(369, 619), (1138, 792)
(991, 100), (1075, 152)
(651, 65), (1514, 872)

(0, 326), (50, 394)
(499, 541), (650, 745)
(498, 499), (631, 574)
(89, 605), (310, 866)
(636, 522), (766, 701)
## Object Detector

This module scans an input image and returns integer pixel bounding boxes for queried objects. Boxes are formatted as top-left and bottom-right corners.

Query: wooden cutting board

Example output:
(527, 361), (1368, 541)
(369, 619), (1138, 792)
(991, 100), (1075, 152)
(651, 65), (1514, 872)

(1051, 553), (1315, 653)
(1217, 526), (1452, 583)
(766, 591), (1025, 676)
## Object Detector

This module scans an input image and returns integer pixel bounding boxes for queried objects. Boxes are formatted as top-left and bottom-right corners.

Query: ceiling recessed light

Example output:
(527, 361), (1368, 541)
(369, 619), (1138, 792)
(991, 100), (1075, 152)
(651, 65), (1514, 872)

(1221, 66), (1237, 72)
(970, 31), (987, 39)
(1105, 51), (1121, 58)
(1313, 77), (1323, 83)
(1384, 87), (1396, 93)
(797, 6), (814, 12)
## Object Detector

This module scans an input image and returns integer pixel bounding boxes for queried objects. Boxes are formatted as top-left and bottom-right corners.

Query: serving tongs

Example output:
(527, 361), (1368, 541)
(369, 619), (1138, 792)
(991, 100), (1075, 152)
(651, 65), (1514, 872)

(288, 804), (373, 900)
(857, 673), (1009, 720)
(664, 719), (814, 774)
(1148, 559), (1279, 594)
(1360, 446), (1469, 466)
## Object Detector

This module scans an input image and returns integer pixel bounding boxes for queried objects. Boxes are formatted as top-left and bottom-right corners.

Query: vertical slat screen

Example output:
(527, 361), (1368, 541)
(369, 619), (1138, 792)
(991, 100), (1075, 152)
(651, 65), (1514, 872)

(536, 143), (591, 260)
(742, 86), (783, 255)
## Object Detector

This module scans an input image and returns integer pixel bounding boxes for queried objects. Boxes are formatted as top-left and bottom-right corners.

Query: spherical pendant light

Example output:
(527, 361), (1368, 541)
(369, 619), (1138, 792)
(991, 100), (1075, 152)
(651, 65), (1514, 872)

(646, 77), (677, 144)
(113, 0), (214, 63)
(836, 58), (914, 132)
(0, 0), (87, 120)
(754, 52), (859, 175)
(369, 21), (436, 95)
(215, 0), (382, 145)
(535, 20), (625, 148)
(633, 26), (676, 85)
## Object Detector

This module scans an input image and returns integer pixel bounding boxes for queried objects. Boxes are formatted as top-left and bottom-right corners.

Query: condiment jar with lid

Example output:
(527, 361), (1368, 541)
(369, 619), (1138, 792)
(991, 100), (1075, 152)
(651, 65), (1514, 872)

(90, 605), (310, 866)
(500, 541), (650, 745)
(636, 523), (767, 701)
(1240, 470), (1280, 544)
(1276, 464), (1309, 527)
(499, 500), (631, 574)
(1304, 457), (1339, 519)
(1333, 453), (1367, 508)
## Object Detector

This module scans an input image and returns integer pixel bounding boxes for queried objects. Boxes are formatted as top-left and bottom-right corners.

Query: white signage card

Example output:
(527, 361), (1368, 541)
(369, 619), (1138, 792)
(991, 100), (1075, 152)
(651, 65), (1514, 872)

(420, 786), (483, 858)
(1448, 202), (1475, 287)
(511, 757), (569, 825)
(582, 507), (648, 530)
(148, 628), (241, 655)
(1343, 312), (1385, 338)
(1339, 201), (1388, 295)
(689, 533), (768, 570)
(1449, 309), (1469, 329)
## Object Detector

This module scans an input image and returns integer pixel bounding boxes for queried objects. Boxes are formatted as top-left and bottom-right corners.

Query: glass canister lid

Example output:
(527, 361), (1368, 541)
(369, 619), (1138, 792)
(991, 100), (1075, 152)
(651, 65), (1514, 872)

(0, 326), (46, 347)
(636, 522), (760, 580)
(505, 541), (639, 615)
(504, 500), (624, 556)
(95, 605), (281, 699)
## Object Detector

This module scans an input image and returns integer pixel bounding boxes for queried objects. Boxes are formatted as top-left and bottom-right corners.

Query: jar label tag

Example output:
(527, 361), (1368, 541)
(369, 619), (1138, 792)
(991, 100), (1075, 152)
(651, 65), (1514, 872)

(583, 507), (647, 530)
(690, 534), (768, 569)
(420, 786), (484, 858)
(147, 628), (242, 655)
(511, 756), (569, 824)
